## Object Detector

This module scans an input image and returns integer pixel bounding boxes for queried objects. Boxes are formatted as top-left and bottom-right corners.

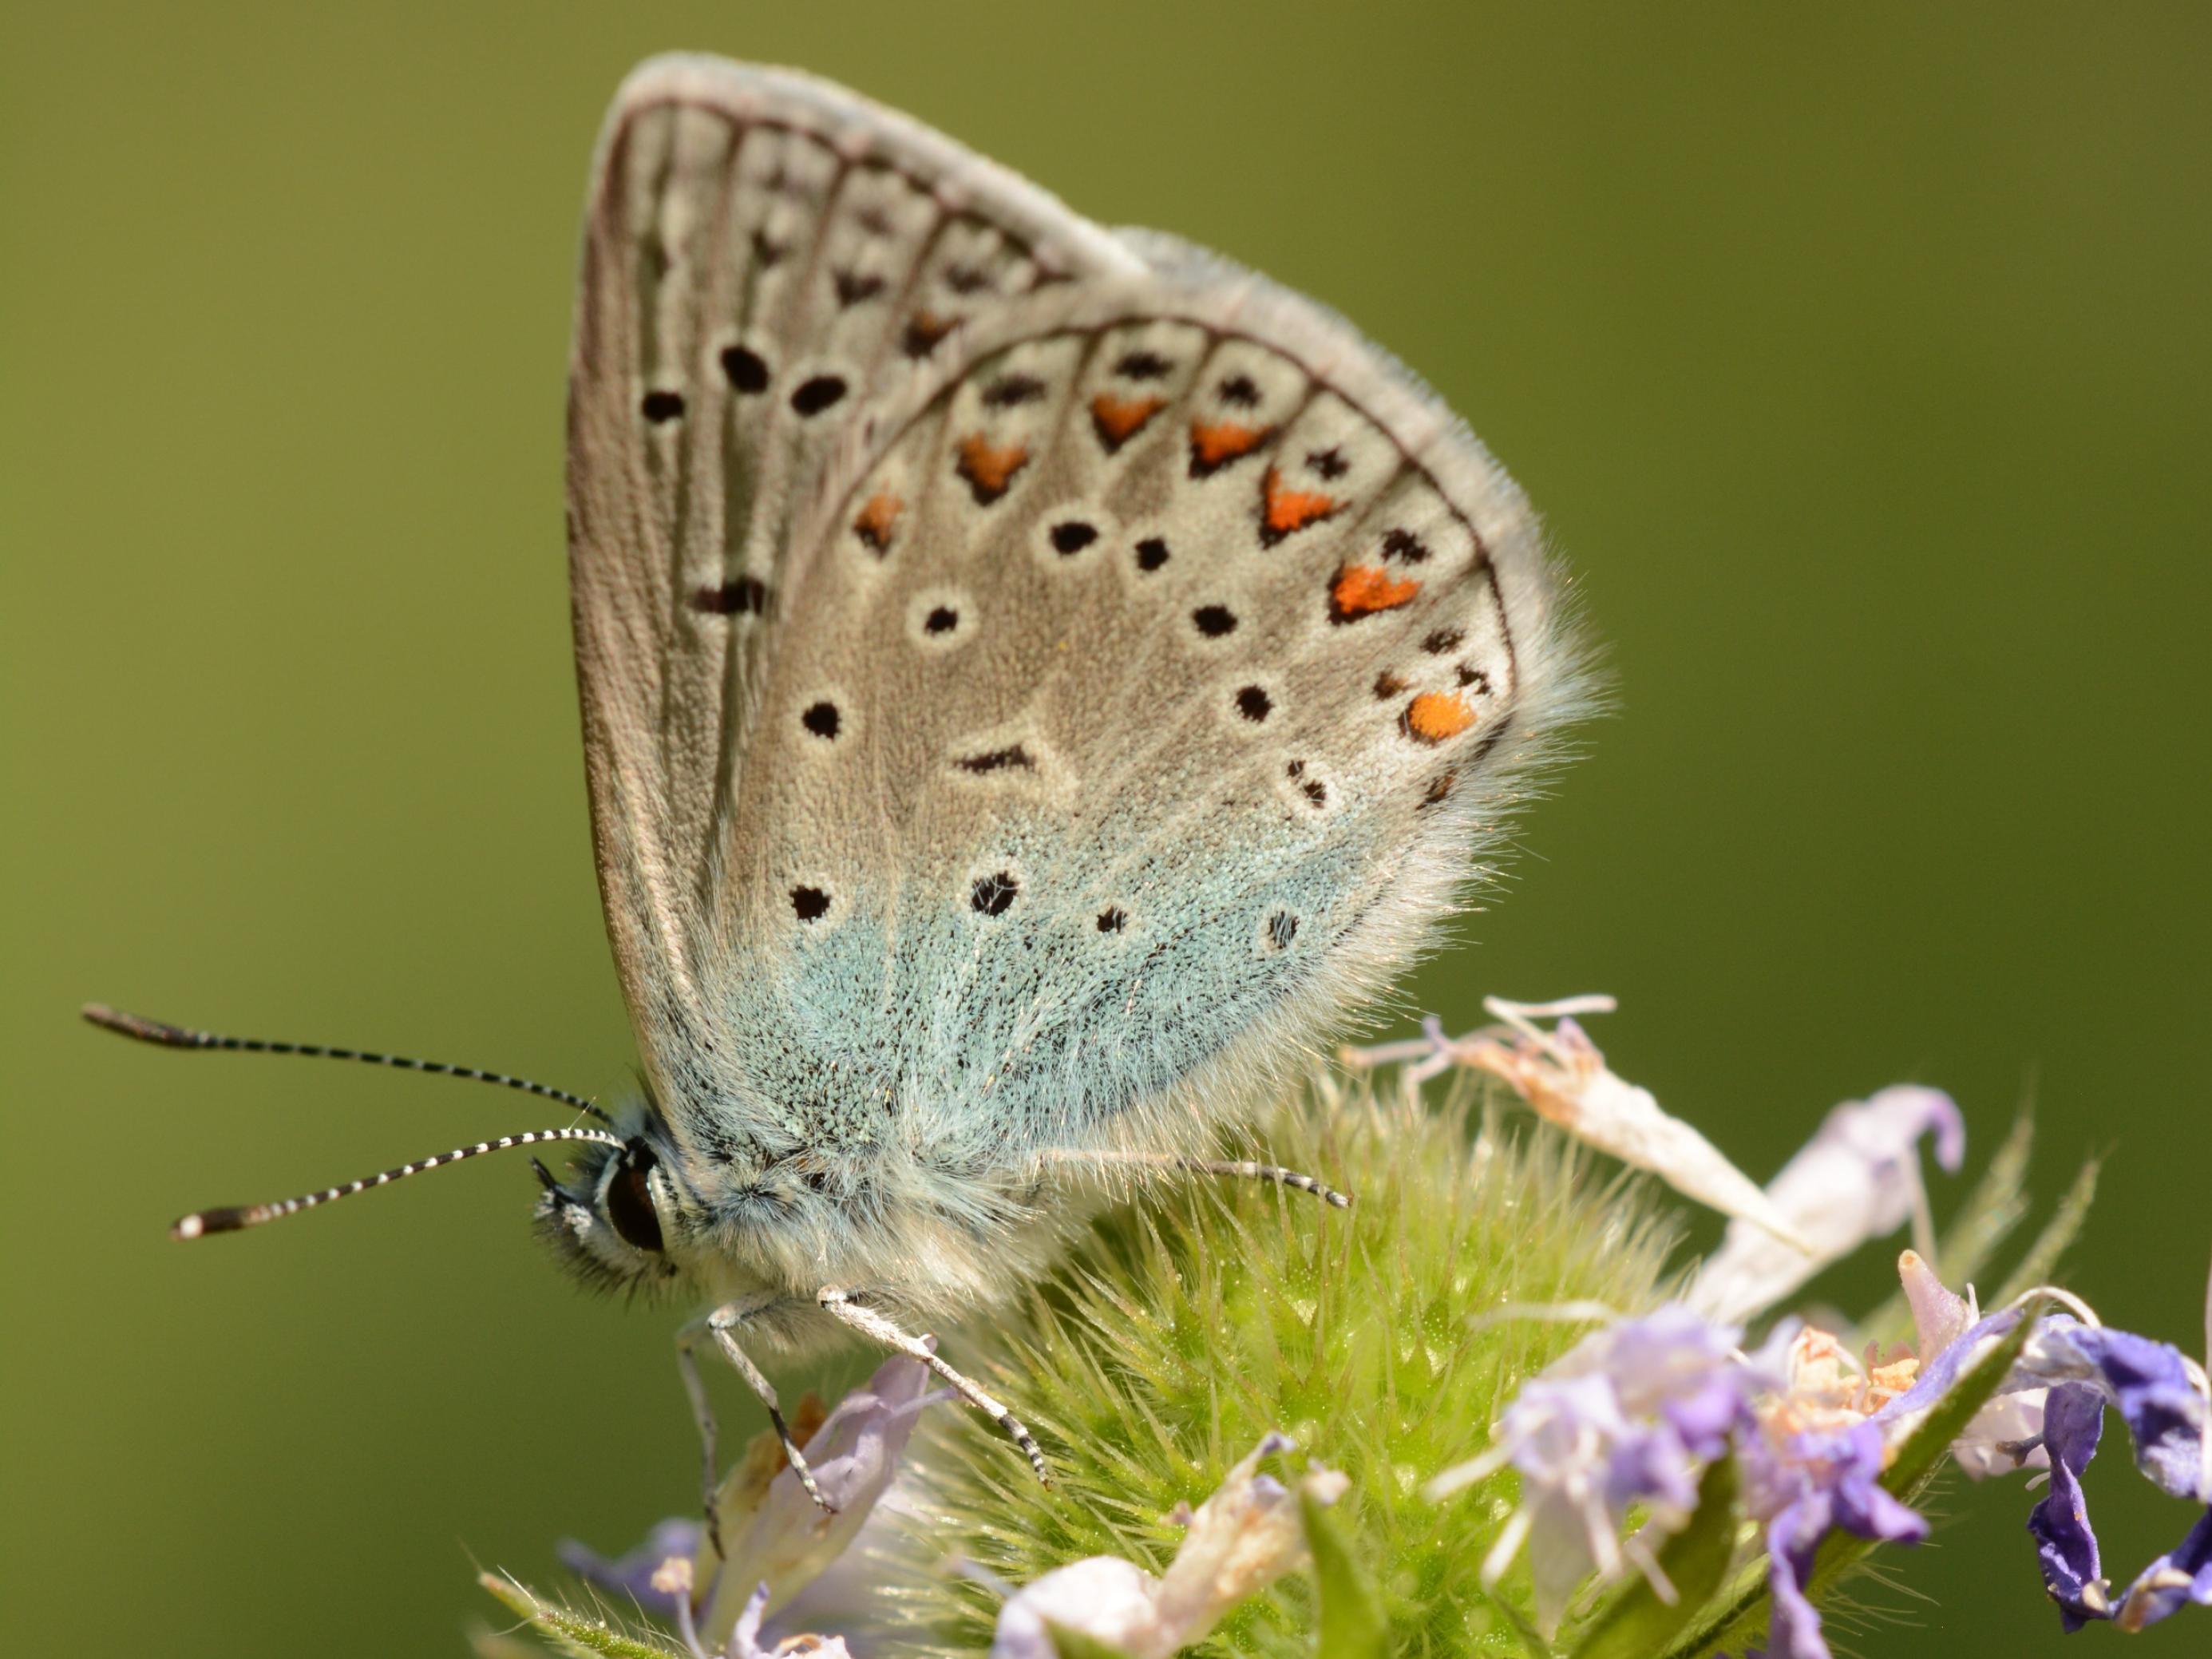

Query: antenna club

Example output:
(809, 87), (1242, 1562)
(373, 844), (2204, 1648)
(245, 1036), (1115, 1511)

(84, 1004), (199, 1045)
(172, 1208), (261, 1238)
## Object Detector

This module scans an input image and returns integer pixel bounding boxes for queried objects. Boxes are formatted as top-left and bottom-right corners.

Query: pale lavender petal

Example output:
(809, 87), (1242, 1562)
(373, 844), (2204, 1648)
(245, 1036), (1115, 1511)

(1763, 1495), (1834, 1659)
(1690, 1087), (1965, 1325)
(991, 1557), (1163, 1659)
(1750, 1423), (1926, 1659)
(558, 1516), (705, 1617)
(697, 1354), (939, 1644)
(1466, 1306), (1758, 1634)
(1898, 1249), (1975, 1356)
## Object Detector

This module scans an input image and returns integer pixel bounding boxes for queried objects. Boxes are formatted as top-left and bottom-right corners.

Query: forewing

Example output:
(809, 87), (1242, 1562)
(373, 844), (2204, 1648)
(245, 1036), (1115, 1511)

(709, 259), (1589, 1170)
(567, 55), (1144, 1072)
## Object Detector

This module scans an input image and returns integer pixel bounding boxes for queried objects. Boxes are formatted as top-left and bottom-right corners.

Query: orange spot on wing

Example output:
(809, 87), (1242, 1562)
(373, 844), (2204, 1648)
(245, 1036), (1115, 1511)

(1260, 466), (1342, 546)
(1403, 690), (1478, 744)
(852, 492), (902, 554)
(1189, 419), (1273, 477)
(1090, 392), (1165, 453)
(1328, 564), (1422, 624)
(956, 434), (1031, 505)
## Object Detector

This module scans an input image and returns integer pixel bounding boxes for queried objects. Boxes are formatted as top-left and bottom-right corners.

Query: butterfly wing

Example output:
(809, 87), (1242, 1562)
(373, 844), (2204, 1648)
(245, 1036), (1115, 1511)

(706, 257), (1588, 1176)
(567, 56), (1146, 1092)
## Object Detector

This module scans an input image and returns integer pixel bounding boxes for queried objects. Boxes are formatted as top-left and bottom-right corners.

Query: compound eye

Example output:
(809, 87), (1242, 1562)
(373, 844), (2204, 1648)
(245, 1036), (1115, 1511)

(605, 1140), (666, 1253)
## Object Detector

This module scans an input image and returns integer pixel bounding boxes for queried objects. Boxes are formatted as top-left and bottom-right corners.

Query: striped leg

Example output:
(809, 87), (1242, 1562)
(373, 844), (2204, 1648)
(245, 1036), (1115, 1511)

(1045, 1149), (1354, 1209)
(815, 1286), (1049, 1486)
(676, 1294), (832, 1556)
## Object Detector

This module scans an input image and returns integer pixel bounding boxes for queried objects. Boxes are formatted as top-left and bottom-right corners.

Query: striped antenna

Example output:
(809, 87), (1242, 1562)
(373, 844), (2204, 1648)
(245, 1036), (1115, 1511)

(81, 1003), (614, 1126)
(170, 1124), (626, 1239)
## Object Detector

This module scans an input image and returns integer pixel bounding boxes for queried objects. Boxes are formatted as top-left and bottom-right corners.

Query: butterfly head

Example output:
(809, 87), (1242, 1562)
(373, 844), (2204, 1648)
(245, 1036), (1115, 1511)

(532, 1114), (691, 1296)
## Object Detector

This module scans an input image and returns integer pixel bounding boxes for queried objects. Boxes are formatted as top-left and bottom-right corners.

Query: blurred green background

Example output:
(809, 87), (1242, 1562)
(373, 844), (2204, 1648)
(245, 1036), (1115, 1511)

(6, 3), (2207, 1653)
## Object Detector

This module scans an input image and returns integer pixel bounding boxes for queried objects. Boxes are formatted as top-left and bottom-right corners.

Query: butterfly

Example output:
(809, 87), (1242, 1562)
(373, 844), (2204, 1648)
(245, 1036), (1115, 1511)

(89, 53), (1585, 1540)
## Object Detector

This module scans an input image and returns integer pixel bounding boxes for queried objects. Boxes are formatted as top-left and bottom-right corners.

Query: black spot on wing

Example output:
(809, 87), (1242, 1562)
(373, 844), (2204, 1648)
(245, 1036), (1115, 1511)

(956, 745), (1035, 774)
(691, 577), (770, 616)
(971, 871), (1019, 916)
(720, 345), (770, 393)
(791, 375), (848, 416)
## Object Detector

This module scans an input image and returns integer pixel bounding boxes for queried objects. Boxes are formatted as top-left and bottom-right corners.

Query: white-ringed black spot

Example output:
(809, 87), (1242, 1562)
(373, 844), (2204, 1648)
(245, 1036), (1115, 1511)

(1236, 685), (1272, 722)
(1217, 373), (1261, 407)
(792, 885), (831, 921)
(1096, 906), (1126, 933)
(801, 701), (841, 739)
(1050, 521), (1098, 555)
(641, 390), (686, 423)
(720, 345), (770, 393)
(791, 374), (847, 416)
(1423, 627), (1466, 655)
(971, 871), (1019, 916)
(1286, 758), (1328, 808)
(1134, 537), (1170, 572)
(1192, 604), (1237, 638)
(908, 588), (977, 652)
(1306, 445), (1350, 480)
(1264, 910), (1299, 950)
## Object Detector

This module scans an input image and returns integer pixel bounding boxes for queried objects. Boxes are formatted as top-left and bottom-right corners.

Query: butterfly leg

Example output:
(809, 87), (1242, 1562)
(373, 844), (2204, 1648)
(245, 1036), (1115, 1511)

(815, 1285), (1050, 1486)
(676, 1294), (833, 1554)
(1045, 1149), (1353, 1208)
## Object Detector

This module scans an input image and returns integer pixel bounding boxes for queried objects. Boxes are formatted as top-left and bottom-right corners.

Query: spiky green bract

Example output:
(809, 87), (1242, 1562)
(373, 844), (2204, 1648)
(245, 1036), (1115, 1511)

(883, 1073), (1684, 1657)
(475, 1574), (683, 1659)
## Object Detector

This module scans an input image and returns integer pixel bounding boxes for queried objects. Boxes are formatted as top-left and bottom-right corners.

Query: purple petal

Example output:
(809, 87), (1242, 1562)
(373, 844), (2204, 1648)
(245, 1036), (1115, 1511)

(1751, 1423), (1928, 1659)
(2027, 1320), (2208, 1502)
(1873, 1306), (2029, 1427)
(1763, 1495), (1836, 1659)
(2028, 1383), (2111, 1629)
(2117, 1507), (2212, 1632)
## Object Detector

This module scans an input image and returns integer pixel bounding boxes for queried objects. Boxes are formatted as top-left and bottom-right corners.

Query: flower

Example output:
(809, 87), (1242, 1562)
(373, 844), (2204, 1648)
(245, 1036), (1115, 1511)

(724, 1581), (855, 1659)
(1867, 1250), (2212, 1637)
(1429, 1305), (1751, 1635)
(559, 1517), (712, 1621)
(1689, 1085), (1965, 1324)
(694, 1352), (939, 1641)
(987, 1433), (1349, 1659)
(1348, 997), (1808, 1248)
(2013, 1310), (2211, 1631)
(1892, 1250), (2046, 1478)
(563, 1352), (940, 1655)
(1742, 1419), (1928, 1659)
